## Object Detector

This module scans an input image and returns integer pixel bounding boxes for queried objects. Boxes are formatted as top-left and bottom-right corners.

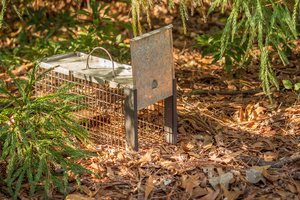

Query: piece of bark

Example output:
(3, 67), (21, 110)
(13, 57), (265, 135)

(239, 153), (300, 168)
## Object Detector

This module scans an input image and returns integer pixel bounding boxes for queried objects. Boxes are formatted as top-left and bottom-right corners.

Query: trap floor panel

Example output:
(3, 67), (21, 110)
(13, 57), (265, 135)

(35, 69), (168, 149)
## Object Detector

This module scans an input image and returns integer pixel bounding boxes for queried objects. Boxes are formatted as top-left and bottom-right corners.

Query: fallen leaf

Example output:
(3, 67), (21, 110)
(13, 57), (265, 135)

(178, 126), (187, 135)
(260, 138), (275, 150)
(203, 135), (214, 150)
(222, 186), (243, 200)
(88, 163), (100, 171)
(239, 107), (245, 122)
(188, 151), (201, 158)
(181, 141), (196, 152)
(275, 189), (287, 199)
(192, 187), (209, 198)
(263, 151), (278, 162)
(82, 186), (93, 197)
(246, 104), (254, 118)
(294, 180), (300, 194)
(160, 160), (178, 171)
(216, 150), (243, 163)
(198, 188), (220, 200)
(255, 105), (266, 114)
(145, 176), (154, 200)
(139, 149), (153, 164)
(181, 174), (201, 195)
(252, 142), (264, 149)
(65, 194), (94, 200)
(287, 182), (297, 193)
(117, 152), (126, 161)
(106, 167), (114, 178)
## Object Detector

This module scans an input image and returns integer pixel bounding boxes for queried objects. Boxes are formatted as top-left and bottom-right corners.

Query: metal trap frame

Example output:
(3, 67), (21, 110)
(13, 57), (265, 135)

(35, 25), (177, 151)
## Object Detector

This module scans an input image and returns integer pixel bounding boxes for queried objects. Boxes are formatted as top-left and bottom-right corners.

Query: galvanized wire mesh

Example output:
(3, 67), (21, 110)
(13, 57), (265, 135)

(35, 68), (168, 149)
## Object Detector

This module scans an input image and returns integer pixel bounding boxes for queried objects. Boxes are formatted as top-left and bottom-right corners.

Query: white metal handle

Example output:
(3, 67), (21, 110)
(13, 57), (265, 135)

(86, 47), (115, 78)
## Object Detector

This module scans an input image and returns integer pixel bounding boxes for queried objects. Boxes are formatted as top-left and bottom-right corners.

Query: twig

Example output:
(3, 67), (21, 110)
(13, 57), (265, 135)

(239, 153), (300, 168)
(190, 89), (261, 96)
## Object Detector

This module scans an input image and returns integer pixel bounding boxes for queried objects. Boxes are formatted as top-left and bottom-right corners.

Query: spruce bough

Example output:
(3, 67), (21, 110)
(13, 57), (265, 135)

(131, 0), (300, 98)
(0, 65), (91, 199)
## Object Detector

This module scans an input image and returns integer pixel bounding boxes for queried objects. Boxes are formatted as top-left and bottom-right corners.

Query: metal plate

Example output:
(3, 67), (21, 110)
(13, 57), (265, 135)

(39, 52), (133, 87)
(130, 25), (174, 110)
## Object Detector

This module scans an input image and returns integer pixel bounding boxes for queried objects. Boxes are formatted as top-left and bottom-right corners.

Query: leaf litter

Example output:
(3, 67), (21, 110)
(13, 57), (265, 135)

(59, 47), (299, 200)
(1, 3), (300, 199)
(1, 48), (299, 199)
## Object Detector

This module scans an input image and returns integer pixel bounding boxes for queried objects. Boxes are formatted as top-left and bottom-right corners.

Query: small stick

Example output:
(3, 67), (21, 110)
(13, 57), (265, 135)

(190, 89), (261, 96)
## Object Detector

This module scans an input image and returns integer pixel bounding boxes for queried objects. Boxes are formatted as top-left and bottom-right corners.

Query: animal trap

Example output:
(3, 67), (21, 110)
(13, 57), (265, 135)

(35, 25), (177, 150)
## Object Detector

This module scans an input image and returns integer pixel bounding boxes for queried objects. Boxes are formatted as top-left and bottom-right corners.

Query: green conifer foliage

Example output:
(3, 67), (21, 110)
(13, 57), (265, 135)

(0, 66), (91, 198)
(131, 0), (300, 98)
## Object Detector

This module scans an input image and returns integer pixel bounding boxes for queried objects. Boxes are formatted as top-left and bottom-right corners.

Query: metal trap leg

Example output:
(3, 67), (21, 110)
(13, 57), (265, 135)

(164, 79), (177, 144)
(124, 88), (138, 151)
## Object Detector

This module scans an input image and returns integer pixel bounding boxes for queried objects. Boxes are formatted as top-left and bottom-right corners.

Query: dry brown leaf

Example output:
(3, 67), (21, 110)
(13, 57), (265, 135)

(263, 151), (278, 162)
(203, 135), (214, 150)
(160, 160), (178, 171)
(245, 104), (254, 120)
(88, 163), (99, 171)
(138, 168), (147, 181)
(227, 84), (237, 91)
(188, 151), (201, 159)
(217, 150), (243, 163)
(178, 126), (187, 135)
(243, 193), (257, 200)
(252, 142), (264, 149)
(239, 107), (245, 122)
(82, 185), (93, 197)
(181, 174), (201, 195)
(214, 133), (224, 146)
(117, 152), (126, 161)
(294, 180), (300, 194)
(106, 167), (114, 178)
(181, 141), (196, 152)
(254, 165), (270, 173)
(145, 176), (154, 200)
(260, 138), (275, 150)
(198, 188), (220, 200)
(222, 186), (243, 200)
(263, 171), (280, 183)
(119, 166), (136, 179)
(139, 149), (153, 164)
(192, 187), (209, 198)
(287, 182), (297, 194)
(275, 189), (287, 199)
(65, 194), (94, 200)
(255, 106), (266, 115)
(245, 121), (258, 129)
(252, 110), (258, 120)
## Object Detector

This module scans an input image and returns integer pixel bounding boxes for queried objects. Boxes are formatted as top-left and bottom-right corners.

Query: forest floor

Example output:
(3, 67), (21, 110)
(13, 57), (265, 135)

(1, 1), (300, 200)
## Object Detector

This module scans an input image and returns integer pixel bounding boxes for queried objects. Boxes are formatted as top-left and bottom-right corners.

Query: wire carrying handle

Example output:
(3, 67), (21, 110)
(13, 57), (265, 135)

(86, 47), (115, 78)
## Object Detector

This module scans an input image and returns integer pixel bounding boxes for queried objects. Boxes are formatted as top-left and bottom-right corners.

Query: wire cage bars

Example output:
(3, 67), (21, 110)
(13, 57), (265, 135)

(35, 25), (177, 150)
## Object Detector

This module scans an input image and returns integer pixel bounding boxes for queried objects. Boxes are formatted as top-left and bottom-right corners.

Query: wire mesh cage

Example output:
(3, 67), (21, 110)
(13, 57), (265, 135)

(35, 25), (177, 150)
